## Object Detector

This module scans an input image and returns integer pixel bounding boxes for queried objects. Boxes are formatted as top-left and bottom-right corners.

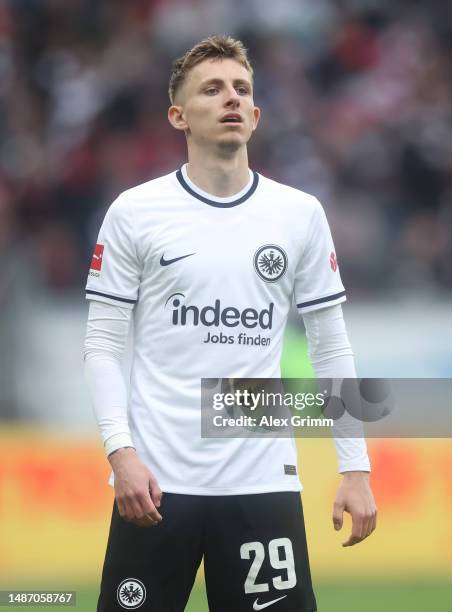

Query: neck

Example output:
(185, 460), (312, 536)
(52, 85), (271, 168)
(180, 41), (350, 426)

(185, 145), (250, 197)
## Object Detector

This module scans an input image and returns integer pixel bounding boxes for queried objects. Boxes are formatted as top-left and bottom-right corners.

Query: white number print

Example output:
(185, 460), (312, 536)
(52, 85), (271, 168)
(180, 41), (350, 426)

(269, 538), (297, 590)
(240, 541), (269, 593)
(240, 538), (297, 594)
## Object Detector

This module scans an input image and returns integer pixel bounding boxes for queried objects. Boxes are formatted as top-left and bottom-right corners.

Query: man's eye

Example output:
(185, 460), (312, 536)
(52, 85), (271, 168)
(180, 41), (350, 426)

(237, 87), (249, 95)
(205, 88), (218, 95)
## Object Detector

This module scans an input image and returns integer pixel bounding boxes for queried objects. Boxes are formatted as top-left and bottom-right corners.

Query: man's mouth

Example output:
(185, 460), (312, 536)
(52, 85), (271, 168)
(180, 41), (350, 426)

(220, 114), (242, 123)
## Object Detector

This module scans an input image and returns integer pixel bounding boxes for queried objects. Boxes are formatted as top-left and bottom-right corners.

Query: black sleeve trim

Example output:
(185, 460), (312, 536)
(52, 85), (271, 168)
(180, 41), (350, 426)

(86, 289), (137, 304)
(297, 290), (346, 309)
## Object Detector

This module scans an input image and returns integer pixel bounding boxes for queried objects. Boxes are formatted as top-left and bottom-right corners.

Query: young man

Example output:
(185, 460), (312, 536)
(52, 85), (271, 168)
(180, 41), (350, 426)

(84, 36), (377, 612)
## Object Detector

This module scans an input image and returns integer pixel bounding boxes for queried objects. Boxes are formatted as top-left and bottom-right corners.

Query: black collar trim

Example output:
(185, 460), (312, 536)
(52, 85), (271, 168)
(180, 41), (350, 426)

(176, 168), (259, 208)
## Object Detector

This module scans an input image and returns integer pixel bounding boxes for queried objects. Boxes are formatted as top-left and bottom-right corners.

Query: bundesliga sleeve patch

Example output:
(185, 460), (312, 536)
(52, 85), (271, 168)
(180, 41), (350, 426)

(90, 243), (104, 271)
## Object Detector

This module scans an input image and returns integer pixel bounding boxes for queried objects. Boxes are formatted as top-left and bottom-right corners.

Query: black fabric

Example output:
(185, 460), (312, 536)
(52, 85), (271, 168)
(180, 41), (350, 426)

(204, 493), (317, 612)
(97, 492), (317, 612)
(98, 495), (203, 611)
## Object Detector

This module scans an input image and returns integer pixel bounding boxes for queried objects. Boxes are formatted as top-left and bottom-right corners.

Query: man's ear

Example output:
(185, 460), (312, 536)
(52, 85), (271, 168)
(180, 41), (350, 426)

(252, 106), (261, 131)
(168, 105), (188, 131)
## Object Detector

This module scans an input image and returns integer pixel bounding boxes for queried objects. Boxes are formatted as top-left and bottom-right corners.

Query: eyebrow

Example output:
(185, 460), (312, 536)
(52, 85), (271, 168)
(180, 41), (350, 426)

(199, 77), (252, 89)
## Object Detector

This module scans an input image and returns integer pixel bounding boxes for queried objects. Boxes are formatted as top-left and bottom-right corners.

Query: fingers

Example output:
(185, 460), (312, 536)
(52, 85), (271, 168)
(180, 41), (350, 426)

(362, 504), (377, 539)
(341, 509), (364, 546)
(116, 490), (163, 527)
(116, 496), (127, 519)
(142, 485), (162, 523)
(332, 501), (344, 531)
(342, 533), (363, 547)
(342, 506), (377, 547)
(372, 507), (378, 532)
(142, 501), (162, 524)
(149, 476), (163, 509)
(368, 505), (378, 536)
(130, 514), (159, 528)
(111, 453), (164, 527)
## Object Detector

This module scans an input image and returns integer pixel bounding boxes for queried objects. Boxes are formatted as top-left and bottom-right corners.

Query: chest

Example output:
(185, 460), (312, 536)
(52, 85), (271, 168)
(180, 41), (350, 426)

(149, 215), (298, 291)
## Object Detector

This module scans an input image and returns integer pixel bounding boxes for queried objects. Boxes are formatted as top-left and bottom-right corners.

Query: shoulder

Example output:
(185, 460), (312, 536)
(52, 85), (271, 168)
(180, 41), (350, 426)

(256, 173), (322, 218)
(111, 170), (178, 213)
(99, 172), (178, 237)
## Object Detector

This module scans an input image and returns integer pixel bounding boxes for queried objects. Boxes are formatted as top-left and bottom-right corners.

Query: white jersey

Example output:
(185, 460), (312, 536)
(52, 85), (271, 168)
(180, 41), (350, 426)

(85, 165), (346, 495)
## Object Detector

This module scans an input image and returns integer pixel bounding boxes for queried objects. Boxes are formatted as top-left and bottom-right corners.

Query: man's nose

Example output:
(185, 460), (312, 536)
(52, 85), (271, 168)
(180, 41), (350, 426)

(225, 87), (240, 107)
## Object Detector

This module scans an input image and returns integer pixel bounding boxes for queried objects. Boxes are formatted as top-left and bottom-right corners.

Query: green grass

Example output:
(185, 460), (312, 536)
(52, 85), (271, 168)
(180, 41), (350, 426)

(7, 580), (450, 611)
(313, 580), (452, 612)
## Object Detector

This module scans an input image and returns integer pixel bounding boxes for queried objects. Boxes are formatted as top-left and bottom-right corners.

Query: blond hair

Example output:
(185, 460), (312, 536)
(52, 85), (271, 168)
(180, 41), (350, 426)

(168, 35), (253, 103)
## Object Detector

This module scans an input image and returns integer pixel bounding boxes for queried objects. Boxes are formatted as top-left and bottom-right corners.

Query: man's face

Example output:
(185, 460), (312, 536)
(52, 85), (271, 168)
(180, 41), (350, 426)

(171, 58), (260, 152)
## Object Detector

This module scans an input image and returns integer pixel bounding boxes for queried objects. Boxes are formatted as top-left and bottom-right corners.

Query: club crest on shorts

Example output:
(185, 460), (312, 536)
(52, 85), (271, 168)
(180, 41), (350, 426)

(254, 244), (288, 282)
(117, 578), (146, 609)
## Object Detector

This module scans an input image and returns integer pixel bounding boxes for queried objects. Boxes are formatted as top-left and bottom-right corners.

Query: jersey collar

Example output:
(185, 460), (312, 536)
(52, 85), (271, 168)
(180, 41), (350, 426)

(176, 165), (259, 208)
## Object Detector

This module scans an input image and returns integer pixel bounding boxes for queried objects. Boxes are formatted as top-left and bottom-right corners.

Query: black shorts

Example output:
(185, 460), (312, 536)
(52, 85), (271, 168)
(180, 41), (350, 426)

(98, 492), (317, 612)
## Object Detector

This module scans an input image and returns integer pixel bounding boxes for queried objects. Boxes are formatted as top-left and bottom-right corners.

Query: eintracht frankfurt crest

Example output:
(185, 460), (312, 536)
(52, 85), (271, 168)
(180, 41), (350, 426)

(117, 578), (146, 609)
(254, 245), (288, 282)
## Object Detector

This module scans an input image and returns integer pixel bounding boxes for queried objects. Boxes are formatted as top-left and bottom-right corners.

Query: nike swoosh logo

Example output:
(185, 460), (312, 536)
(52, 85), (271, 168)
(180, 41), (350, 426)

(160, 253), (195, 266)
(253, 595), (287, 610)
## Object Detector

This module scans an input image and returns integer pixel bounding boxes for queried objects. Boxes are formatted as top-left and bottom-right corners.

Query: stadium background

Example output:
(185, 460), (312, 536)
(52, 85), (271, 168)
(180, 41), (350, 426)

(0, 0), (451, 610)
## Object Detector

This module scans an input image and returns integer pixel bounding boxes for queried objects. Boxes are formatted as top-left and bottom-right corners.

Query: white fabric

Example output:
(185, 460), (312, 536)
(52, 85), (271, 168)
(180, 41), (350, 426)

(84, 301), (370, 474)
(302, 305), (371, 473)
(293, 204), (346, 313)
(84, 301), (133, 454)
(84, 168), (348, 494)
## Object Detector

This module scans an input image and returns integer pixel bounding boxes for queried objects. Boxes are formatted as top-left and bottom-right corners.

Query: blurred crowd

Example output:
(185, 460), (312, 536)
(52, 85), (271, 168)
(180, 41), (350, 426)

(1, 0), (452, 299)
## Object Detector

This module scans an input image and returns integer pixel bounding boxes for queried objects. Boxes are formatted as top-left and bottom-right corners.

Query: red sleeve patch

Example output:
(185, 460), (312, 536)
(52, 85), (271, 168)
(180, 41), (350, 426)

(90, 243), (104, 271)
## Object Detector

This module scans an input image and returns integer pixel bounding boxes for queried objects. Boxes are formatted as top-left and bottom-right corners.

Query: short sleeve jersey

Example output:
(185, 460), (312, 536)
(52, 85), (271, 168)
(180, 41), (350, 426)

(86, 166), (346, 494)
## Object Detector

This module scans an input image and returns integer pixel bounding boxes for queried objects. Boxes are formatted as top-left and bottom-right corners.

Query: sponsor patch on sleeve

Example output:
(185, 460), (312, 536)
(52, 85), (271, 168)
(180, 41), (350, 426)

(90, 243), (104, 272)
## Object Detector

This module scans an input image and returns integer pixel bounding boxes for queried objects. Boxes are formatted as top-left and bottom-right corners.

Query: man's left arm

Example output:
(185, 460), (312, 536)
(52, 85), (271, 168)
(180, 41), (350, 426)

(302, 304), (378, 546)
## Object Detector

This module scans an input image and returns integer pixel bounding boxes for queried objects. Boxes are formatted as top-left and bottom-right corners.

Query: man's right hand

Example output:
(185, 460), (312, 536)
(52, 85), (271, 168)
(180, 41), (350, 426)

(108, 447), (163, 528)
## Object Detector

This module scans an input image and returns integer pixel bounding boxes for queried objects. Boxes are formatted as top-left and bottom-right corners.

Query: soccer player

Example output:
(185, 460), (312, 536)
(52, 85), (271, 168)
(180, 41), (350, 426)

(84, 35), (377, 612)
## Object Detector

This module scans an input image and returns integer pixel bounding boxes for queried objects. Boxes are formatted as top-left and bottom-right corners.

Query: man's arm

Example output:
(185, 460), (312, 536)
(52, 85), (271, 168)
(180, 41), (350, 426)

(84, 300), (162, 527)
(302, 304), (377, 546)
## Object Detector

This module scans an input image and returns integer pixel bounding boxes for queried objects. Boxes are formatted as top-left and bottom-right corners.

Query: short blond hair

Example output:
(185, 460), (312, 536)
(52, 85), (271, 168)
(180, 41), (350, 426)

(168, 35), (253, 103)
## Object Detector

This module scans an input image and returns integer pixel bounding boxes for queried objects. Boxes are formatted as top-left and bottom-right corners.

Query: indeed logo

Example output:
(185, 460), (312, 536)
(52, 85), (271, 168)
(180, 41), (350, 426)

(165, 293), (274, 329)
